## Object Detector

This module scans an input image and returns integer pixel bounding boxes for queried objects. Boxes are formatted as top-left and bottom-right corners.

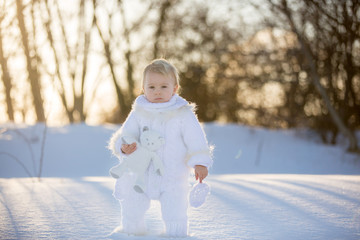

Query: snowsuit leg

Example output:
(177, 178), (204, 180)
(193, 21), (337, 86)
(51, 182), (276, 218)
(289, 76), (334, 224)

(160, 184), (189, 237)
(120, 189), (150, 235)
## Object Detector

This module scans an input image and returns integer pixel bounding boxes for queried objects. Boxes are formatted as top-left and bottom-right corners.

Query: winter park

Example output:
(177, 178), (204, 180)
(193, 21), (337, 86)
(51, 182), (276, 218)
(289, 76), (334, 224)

(1, 0), (360, 240)
(1, 123), (360, 239)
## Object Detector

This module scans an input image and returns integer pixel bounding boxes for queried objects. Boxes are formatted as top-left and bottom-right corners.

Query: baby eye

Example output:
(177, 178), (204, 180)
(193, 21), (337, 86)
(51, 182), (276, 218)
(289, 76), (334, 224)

(162, 86), (168, 88)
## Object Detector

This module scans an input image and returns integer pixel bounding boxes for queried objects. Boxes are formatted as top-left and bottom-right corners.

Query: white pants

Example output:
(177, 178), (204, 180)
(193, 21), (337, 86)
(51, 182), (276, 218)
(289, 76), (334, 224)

(114, 173), (189, 237)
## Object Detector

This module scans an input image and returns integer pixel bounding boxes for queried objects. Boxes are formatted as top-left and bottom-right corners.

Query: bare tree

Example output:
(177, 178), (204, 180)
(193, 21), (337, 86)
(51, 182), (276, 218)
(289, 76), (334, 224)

(266, 0), (358, 151)
(93, 1), (129, 122)
(16, 0), (45, 122)
(75, 0), (91, 121)
(93, 0), (155, 122)
(153, 0), (174, 59)
(118, 1), (137, 103)
(41, 0), (72, 121)
(0, 8), (14, 121)
(40, 0), (95, 123)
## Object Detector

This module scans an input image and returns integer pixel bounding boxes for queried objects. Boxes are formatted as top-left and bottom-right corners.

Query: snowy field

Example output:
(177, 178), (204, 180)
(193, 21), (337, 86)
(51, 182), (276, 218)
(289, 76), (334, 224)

(1, 123), (360, 239)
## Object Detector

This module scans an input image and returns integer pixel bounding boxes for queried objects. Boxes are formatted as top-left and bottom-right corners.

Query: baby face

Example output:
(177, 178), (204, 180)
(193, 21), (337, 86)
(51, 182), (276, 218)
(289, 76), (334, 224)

(143, 71), (178, 103)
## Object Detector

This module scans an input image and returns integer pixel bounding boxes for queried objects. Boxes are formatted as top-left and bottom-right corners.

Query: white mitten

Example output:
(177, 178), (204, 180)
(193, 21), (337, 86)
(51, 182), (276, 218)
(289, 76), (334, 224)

(189, 182), (210, 208)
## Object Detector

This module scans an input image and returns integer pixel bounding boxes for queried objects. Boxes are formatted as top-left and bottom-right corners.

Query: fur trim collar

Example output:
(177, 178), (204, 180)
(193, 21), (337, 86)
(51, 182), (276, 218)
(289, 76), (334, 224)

(133, 94), (195, 120)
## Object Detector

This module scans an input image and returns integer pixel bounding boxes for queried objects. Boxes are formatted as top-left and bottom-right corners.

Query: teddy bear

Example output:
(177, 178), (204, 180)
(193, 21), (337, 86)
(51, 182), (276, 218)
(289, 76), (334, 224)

(109, 126), (165, 193)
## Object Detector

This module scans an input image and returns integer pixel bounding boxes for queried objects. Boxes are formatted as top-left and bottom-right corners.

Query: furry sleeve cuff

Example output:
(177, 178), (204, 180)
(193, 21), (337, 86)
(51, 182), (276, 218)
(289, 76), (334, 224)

(108, 128), (123, 158)
(186, 148), (213, 169)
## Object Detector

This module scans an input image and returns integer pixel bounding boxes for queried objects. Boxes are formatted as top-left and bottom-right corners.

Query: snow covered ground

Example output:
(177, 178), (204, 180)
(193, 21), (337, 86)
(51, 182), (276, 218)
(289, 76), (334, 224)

(0, 123), (360, 239)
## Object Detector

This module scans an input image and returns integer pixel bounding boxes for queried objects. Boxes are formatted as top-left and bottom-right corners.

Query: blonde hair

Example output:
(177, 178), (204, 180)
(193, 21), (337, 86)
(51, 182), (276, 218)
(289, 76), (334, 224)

(142, 59), (180, 89)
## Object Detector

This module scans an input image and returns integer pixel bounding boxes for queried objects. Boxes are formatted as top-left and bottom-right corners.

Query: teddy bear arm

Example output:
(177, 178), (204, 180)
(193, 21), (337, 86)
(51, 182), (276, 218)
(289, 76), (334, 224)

(109, 162), (127, 179)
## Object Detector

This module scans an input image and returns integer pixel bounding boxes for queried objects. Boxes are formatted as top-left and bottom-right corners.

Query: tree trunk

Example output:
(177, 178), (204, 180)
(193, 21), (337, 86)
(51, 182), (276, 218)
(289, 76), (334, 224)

(118, 2), (135, 103)
(16, 0), (45, 122)
(153, 0), (173, 59)
(0, 27), (14, 121)
(93, 16), (129, 121)
(42, 0), (74, 122)
(77, 0), (89, 122)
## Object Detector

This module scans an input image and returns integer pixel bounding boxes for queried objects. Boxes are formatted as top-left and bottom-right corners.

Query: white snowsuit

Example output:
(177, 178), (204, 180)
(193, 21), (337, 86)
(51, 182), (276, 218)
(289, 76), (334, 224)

(109, 94), (212, 237)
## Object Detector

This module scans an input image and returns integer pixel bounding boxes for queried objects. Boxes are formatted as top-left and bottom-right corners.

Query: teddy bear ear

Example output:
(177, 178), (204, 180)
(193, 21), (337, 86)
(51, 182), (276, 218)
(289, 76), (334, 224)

(143, 126), (149, 132)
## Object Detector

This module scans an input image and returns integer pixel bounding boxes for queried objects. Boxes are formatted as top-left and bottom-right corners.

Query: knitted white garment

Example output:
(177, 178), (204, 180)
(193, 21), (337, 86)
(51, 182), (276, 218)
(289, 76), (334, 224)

(165, 221), (188, 237)
(122, 219), (147, 236)
(189, 182), (210, 208)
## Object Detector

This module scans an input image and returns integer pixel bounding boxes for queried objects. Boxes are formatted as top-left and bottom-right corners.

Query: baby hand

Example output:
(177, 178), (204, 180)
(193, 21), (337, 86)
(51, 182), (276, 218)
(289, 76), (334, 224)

(194, 165), (208, 183)
(121, 142), (137, 154)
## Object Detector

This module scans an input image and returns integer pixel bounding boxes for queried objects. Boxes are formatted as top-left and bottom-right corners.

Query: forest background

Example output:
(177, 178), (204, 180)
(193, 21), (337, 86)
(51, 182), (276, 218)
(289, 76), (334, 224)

(0, 0), (359, 151)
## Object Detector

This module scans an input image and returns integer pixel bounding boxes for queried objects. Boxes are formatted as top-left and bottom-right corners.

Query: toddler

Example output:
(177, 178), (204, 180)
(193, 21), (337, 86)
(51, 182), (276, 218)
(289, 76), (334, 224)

(109, 59), (212, 237)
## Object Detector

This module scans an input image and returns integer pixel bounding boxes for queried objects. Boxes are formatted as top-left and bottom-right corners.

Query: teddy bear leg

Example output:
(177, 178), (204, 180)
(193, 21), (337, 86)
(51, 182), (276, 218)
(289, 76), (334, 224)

(151, 155), (164, 176)
(134, 174), (146, 193)
(109, 163), (126, 179)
